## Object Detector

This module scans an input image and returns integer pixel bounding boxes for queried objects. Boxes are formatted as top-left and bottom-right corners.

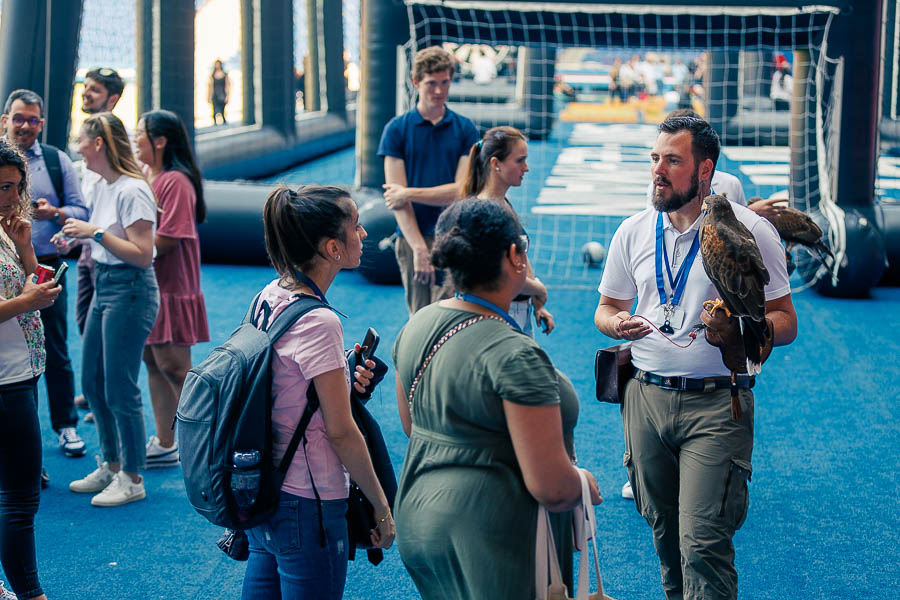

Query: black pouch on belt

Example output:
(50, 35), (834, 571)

(595, 344), (634, 404)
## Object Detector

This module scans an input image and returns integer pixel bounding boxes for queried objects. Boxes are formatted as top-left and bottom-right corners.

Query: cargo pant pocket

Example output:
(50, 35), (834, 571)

(718, 457), (752, 530)
(623, 451), (642, 514)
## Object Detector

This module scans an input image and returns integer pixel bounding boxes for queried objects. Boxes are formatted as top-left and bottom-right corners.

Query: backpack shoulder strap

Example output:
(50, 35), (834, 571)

(266, 294), (331, 343)
(263, 294), (332, 476)
(275, 384), (320, 476)
(243, 292), (263, 325)
(39, 143), (65, 206)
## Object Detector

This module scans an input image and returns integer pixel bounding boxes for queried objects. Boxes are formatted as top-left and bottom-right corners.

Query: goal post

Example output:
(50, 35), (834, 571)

(399, 0), (850, 290)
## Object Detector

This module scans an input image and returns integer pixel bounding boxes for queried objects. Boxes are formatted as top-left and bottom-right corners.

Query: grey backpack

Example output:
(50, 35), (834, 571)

(176, 293), (328, 529)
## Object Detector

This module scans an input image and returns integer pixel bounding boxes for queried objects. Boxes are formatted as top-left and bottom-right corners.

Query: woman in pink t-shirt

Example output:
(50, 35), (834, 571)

(240, 185), (394, 600)
(134, 110), (209, 469)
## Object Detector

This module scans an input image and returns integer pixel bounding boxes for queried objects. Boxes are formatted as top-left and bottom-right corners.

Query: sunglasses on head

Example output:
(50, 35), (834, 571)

(92, 67), (119, 78)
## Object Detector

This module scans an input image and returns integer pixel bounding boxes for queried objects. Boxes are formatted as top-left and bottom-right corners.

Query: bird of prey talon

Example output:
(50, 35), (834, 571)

(703, 298), (731, 318)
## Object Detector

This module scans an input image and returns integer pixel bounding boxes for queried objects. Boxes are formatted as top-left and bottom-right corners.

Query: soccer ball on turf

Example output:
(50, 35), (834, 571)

(581, 241), (606, 268)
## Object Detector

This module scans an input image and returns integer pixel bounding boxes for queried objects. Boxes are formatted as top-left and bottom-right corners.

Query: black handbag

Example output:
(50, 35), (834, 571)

(595, 344), (634, 404)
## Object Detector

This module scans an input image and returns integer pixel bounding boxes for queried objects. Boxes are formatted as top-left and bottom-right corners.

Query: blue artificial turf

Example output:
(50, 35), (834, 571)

(8, 260), (899, 599)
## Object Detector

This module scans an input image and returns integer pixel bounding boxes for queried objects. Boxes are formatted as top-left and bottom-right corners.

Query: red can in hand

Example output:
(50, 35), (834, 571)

(34, 264), (54, 284)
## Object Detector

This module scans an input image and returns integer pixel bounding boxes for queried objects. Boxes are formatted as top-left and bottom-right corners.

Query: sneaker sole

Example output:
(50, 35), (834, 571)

(62, 446), (87, 458)
(145, 459), (180, 469)
(91, 490), (147, 507)
(70, 480), (114, 493)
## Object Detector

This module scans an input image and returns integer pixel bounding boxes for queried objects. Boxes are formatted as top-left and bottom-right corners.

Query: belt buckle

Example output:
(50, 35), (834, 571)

(661, 376), (679, 391)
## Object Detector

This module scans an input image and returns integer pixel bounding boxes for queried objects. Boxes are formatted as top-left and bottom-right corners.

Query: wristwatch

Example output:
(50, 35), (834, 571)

(92, 228), (105, 243)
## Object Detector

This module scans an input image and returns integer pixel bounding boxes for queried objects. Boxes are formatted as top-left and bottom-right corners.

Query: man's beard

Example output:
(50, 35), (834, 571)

(652, 171), (700, 212)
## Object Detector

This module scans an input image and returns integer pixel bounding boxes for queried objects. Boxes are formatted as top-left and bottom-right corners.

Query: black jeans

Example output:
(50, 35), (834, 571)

(37, 255), (78, 431)
(0, 377), (43, 598)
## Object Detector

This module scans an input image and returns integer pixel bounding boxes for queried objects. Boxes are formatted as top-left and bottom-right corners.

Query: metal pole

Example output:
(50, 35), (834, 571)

(356, 0), (409, 188)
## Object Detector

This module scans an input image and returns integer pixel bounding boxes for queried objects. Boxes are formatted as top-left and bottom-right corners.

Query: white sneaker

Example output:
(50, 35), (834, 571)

(58, 426), (87, 457)
(146, 435), (180, 468)
(0, 580), (16, 600)
(69, 457), (115, 493)
(622, 480), (634, 500)
(91, 471), (146, 507)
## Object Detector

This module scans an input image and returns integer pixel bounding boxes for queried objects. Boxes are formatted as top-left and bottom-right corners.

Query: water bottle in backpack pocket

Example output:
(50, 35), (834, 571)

(231, 450), (262, 522)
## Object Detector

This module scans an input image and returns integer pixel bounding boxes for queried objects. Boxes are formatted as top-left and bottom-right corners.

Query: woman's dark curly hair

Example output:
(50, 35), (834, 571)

(431, 198), (525, 291)
(0, 139), (31, 218)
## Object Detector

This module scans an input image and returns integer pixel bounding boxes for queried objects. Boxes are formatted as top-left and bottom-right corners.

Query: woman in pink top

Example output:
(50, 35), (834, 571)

(240, 185), (394, 600)
(134, 110), (209, 468)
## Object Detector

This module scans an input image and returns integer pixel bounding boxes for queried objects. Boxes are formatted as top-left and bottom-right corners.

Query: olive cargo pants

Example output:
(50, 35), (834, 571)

(622, 377), (754, 600)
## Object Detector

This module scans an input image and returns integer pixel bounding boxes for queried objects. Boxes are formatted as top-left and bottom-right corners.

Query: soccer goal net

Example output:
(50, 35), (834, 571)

(400, 1), (842, 291)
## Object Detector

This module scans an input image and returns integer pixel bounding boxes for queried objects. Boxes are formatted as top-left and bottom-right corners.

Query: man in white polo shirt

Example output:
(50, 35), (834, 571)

(594, 116), (797, 600)
(625, 109), (749, 504)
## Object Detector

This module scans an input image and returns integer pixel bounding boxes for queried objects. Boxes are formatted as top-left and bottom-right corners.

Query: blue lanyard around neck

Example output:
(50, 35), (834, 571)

(456, 292), (522, 332)
(654, 211), (701, 308)
(295, 270), (328, 303)
(293, 270), (349, 317)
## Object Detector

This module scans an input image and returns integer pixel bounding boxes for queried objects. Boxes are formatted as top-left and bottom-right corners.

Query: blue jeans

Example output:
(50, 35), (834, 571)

(82, 263), (159, 472)
(241, 494), (349, 600)
(0, 377), (43, 599)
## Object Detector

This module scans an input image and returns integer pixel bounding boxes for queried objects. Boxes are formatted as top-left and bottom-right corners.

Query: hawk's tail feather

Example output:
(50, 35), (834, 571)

(739, 316), (766, 376)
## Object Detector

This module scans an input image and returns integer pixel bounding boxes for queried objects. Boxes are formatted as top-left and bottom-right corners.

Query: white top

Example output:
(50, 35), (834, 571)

(645, 170), (746, 208)
(598, 204), (790, 378)
(472, 55), (497, 84)
(771, 71), (793, 103)
(88, 175), (157, 265)
(0, 234), (45, 385)
(80, 164), (100, 211)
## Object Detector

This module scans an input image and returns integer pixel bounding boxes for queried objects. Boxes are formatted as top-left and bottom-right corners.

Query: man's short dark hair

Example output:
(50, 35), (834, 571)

(658, 116), (720, 176)
(3, 89), (44, 116)
(85, 67), (125, 98)
(666, 108), (701, 120)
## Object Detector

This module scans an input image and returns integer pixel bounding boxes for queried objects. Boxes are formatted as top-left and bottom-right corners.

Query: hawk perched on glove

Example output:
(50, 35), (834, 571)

(699, 195), (772, 375)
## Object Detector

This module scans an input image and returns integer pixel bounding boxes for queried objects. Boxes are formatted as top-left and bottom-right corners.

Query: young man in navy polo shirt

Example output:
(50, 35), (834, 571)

(377, 46), (479, 314)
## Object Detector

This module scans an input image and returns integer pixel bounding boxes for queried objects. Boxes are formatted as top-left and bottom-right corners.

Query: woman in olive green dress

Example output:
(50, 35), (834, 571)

(392, 199), (602, 599)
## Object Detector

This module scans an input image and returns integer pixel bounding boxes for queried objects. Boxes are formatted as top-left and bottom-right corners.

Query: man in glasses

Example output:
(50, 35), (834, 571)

(2, 89), (89, 463)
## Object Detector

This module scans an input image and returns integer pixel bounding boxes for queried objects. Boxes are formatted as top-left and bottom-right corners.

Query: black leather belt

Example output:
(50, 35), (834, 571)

(633, 369), (754, 392)
(36, 254), (60, 263)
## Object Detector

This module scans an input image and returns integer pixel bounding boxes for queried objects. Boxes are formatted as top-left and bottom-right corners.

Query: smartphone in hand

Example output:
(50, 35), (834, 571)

(359, 327), (380, 362)
(351, 328), (380, 402)
(51, 262), (68, 284)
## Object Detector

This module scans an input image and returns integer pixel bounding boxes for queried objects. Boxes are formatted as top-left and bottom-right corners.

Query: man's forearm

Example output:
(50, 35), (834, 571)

(594, 304), (625, 338)
(393, 205), (427, 251)
(404, 182), (460, 206)
(766, 308), (797, 346)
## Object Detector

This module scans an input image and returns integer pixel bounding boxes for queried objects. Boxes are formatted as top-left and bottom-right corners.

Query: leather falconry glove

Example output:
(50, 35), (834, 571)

(699, 307), (774, 374)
